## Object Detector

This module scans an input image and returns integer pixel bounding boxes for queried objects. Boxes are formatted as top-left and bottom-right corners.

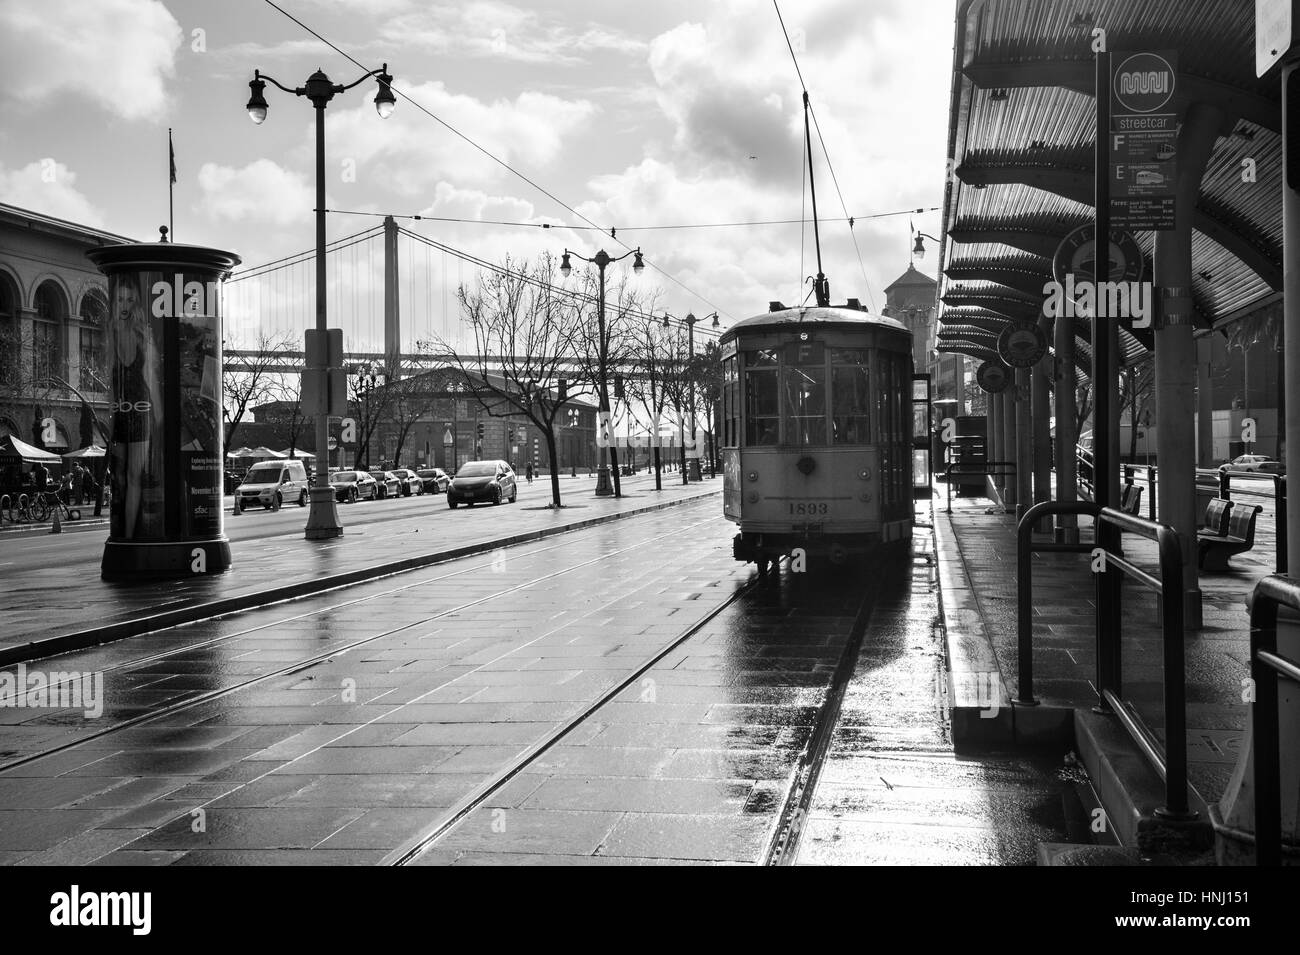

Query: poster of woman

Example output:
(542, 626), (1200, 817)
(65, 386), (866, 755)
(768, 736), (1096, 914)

(108, 273), (164, 540)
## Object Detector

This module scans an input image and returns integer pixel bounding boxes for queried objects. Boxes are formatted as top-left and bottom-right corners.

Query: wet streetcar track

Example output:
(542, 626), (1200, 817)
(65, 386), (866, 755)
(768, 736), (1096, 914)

(0, 506), (724, 775)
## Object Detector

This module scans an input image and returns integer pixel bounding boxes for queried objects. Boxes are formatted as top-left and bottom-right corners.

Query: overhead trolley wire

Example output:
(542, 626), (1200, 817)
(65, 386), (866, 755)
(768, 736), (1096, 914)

(261, 0), (731, 322)
(773, 0), (879, 312)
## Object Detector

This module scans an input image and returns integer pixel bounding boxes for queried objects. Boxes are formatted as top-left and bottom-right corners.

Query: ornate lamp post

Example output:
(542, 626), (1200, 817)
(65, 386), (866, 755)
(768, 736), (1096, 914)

(245, 62), (396, 539)
(559, 247), (644, 497)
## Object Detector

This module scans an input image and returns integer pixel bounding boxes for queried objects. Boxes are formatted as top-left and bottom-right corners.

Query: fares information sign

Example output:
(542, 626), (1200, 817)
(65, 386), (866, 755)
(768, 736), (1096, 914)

(1109, 51), (1178, 231)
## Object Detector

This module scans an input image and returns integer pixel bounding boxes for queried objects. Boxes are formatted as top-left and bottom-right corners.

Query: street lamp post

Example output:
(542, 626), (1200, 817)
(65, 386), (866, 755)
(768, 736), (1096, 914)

(245, 62), (396, 540)
(359, 363), (380, 470)
(568, 407), (580, 477)
(560, 247), (644, 497)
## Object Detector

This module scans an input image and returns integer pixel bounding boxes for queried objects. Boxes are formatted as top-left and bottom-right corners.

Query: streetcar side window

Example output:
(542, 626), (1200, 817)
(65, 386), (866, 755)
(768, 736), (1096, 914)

(722, 356), (739, 447)
(831, 349), (870, 444)
(744, 349), (779, 445)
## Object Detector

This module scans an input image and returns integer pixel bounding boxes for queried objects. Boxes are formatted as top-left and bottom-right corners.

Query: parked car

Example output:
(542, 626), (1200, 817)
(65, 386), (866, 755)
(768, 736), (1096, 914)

(369, 469), (402, 499)
(416, 467), (451, 494)
(1219, 454), (1283, 474)
(236, 459), (310, 510)
(329, 469), (378, 503)
(389, 468), (424, 496)
(447, 460), (516, 508)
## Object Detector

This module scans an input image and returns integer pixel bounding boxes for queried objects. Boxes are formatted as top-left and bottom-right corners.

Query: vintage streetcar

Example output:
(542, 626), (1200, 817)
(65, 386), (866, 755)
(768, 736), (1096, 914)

(719, 300), (915, 571)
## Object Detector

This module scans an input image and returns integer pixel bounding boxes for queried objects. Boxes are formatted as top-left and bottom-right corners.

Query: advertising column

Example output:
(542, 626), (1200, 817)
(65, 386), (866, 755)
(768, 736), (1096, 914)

(87, 241), (241, 580)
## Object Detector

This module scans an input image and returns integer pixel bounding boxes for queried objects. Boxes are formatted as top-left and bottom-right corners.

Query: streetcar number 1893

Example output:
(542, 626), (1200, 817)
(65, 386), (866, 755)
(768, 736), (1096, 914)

(789, 502), (829, 516)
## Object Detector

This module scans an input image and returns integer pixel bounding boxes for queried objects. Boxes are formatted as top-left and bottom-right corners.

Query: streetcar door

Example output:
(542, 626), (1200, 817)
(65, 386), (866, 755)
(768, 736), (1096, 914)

(911, 374), (932, 499)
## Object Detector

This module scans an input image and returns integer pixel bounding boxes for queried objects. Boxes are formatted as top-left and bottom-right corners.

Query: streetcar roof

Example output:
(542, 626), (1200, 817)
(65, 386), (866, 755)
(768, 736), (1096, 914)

(720, 305), (911, 343)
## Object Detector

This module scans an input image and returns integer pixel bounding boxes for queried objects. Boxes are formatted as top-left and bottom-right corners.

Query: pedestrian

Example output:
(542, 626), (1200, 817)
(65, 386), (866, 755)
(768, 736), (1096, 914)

(72, 464), (85, 505)
(526, 462), (534, 484)
(32, 461), (48, 494)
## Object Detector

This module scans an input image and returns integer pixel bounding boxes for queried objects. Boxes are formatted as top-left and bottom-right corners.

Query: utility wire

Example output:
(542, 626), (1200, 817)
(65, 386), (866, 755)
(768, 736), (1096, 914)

(318, 207), (936, 230)
(773, 0), (879, 311)
(261, 0), (731, 321)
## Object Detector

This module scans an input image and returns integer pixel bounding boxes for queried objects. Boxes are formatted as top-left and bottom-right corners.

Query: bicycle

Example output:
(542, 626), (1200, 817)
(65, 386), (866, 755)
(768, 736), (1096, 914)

(30, 491), (80, 523)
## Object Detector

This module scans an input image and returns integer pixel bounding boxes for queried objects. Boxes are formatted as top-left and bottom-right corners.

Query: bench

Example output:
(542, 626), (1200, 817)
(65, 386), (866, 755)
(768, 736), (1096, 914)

(1120, 484), (1143, 516)
(1197, 498), (1263, 571)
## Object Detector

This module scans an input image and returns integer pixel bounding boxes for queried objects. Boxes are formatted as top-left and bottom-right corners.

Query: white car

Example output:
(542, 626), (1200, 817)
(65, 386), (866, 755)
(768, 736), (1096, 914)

(1219, 454), (1282, 474)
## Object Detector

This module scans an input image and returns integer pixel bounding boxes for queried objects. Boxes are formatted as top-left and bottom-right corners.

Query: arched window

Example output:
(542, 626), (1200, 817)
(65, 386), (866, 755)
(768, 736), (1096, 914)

(33, 280), (68, 384)
(0, 273), (17, 384)
(78, 287), (107, 392)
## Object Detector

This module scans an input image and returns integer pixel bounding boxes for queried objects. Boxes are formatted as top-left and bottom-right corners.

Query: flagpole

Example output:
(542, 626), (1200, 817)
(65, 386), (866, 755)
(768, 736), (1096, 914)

(168, 128), (175, 241)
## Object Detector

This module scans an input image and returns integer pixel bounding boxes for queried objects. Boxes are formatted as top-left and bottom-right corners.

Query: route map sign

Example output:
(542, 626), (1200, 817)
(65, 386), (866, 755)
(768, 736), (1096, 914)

(1109, 50), (1178, 231)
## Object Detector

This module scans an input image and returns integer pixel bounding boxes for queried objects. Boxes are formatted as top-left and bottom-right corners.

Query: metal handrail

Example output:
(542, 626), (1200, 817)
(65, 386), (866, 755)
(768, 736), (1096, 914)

(1017, 499), (1193, 820)
(944, 460), (1016, 514)
(1248, 573), (1300, 865)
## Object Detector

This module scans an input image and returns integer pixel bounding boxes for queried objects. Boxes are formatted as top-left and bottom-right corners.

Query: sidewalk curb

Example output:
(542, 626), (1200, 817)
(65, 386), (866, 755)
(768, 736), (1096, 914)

(0, 488), (721, 668)
(934, 504), (1072, 749)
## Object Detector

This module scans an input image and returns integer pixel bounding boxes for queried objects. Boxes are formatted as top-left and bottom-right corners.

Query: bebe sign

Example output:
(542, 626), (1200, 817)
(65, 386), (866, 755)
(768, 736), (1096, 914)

(151, 275), (220, 318)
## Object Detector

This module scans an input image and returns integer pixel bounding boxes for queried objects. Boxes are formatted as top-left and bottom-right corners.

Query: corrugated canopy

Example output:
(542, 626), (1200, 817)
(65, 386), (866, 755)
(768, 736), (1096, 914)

(936, 0), (1282, 374)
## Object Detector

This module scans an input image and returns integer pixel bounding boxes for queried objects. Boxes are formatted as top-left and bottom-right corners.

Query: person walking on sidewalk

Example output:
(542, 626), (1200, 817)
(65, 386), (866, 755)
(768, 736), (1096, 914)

(71, 464), (85, 505)
(525, 462), (534, 485)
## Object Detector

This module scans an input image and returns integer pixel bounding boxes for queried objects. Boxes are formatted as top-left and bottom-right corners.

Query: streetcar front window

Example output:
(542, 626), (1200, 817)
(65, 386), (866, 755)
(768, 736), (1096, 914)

(831, 349), (870, 444)
(783, 365), (827, 445)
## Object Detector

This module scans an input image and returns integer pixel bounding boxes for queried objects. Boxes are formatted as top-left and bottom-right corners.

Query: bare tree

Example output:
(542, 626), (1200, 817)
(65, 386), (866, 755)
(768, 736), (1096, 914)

(570, 272), (646, 497)
(223, 332), (292, 450)
(421, 254), (593, 508)
(386, 375), (441, 467)
(347, 366), (394, 470)
(656, 324), (695, 485)
(1119, 358), (1155, 461)
(262, 372), (309, 458)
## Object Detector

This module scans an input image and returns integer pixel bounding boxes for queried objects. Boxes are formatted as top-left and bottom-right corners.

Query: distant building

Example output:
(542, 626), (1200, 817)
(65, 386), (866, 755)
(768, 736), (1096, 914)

(882, 262), (938, 371)
(0, 202), (132, 452)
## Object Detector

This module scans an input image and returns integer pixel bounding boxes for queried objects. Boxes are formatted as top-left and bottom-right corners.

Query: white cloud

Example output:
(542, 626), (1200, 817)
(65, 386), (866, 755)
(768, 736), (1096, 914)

(322, 81), (596, 196)
(0, 0), (182, 122)
(380, 1), (645, 65)
(195, 159), (314, 226)
(0, 160), (105, 227)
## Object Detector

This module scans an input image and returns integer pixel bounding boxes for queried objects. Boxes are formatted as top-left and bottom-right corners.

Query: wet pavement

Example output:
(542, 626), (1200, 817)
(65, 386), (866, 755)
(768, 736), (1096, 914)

(0, 491), (1080, 865)
(938, 478), (1276, 805)
(0, 472), (719, 660)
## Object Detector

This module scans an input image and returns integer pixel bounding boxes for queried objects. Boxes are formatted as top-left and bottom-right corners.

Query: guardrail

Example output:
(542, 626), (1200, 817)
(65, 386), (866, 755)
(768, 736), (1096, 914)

(943, 460), (1016, 514)
(1248, 573), (1300, 866)
(1017, 499), (1195, 821)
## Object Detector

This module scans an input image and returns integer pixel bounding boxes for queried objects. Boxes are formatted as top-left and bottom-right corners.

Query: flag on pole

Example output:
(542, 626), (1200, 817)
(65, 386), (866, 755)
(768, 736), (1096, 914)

(169, 129), (177, 183)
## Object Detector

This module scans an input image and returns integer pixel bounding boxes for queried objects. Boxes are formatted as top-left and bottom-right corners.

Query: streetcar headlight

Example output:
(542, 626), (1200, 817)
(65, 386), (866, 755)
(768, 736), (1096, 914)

(747, 492), (760, 504)
(860, 491), (872, 502)
(747, 471), (759, 482)
(859, 468), (871, 481)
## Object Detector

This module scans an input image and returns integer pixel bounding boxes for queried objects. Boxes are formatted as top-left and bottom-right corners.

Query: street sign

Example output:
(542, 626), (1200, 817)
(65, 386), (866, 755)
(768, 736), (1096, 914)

(442, 428), (454, 446)
(1258, 0), (1298, 77)
(1109, 51), (1178, 230)
(327, 436), (338, 450)
(976, 361), (1010, 394)
(996, 320), (1048, 368)
(1052, 225), (1145, 287)
(304, 328), (343, 368)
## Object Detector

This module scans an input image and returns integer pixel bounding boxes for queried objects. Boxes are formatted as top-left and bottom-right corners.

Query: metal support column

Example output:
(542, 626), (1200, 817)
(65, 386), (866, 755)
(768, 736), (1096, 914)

(1016, 367), (1032, 520)
(1197, 335), (1215, 467)
(1002, 385), (1017, 509)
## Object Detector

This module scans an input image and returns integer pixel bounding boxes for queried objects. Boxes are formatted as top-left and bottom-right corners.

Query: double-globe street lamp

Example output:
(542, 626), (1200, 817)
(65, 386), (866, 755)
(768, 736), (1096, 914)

(559, 247), (644, 497)
(245, 62), (396, 539)
(681, 311), (719, 481)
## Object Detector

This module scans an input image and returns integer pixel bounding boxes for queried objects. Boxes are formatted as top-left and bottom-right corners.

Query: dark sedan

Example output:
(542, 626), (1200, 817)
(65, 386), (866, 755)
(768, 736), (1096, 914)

(447, 460), (516, 508)
(369, 469), (402, 499)
(329, 470), (377, 503)
(416, 468), (451, 494)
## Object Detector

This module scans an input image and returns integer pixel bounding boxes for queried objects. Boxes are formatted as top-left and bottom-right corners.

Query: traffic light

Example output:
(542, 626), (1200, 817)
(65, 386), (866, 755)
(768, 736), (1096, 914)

(508, 427), (515, 442)
(477, 423), (485, 440)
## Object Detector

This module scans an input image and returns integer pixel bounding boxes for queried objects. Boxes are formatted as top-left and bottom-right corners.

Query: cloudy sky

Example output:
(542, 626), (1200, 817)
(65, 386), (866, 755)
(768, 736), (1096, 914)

(0, 0), (954, 348)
